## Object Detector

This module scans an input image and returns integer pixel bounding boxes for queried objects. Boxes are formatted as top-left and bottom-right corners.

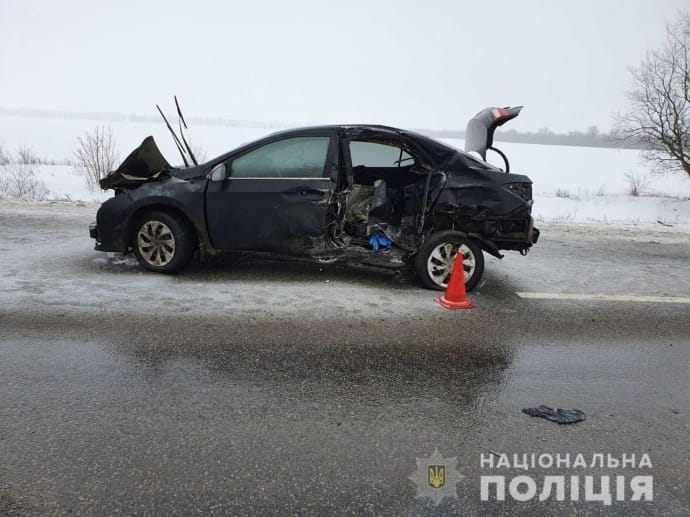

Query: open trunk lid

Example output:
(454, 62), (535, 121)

(464, 106), (522, 160)
(99, 136), (171, 190)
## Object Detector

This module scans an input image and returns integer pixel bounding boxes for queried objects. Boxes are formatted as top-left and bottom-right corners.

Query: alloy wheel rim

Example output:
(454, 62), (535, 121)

(427, 242), (475, 288)
(137, 220), (176, 267)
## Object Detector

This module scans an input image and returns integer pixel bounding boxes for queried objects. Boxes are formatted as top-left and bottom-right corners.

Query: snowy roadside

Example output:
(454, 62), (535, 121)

(534, 219), (690, 243)
(534, 193), (690, 226)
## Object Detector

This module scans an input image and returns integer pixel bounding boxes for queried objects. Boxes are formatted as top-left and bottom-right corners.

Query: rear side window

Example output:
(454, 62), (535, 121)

(350, 141), (412, 167)
(231, 136), (330, 178)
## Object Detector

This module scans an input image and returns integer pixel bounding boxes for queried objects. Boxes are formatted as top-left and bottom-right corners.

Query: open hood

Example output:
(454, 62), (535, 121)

(100, 136), (171, 190)
(464, 106), (522, 160)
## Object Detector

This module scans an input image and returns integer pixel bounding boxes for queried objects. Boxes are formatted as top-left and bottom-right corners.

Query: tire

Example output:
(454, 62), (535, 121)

(415, 231), (484, 291)
(132, 210), (196, 273)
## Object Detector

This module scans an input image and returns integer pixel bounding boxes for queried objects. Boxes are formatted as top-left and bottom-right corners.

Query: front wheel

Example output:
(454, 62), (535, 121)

(132, 210), (196, 273)
(415, 231), (484, 291)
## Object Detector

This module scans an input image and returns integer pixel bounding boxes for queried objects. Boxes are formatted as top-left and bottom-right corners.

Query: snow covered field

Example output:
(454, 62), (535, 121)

(1, 113), (689, 225)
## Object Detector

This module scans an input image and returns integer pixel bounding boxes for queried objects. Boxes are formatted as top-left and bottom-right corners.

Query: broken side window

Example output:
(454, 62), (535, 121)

(348, 140), (421, 189)
(350, 141), (412, 168)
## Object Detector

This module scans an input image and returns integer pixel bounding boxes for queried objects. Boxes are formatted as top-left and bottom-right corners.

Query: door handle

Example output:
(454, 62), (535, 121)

(298, 189), (327, 198)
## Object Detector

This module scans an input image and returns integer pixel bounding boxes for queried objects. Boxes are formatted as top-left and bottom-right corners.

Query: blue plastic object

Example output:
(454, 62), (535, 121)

(369, 233), (392, 252)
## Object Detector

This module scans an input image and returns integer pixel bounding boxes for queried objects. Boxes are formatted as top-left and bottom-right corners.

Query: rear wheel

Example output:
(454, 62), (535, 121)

(132, 210), (196, 273)
(415, 231), (484, 291)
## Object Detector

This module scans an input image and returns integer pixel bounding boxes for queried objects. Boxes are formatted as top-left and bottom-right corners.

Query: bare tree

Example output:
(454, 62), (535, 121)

(0, 145), (9, 166)
(0, 163), (50, 200)
(73, 126), (118, 192)
(624, 171), (650, 197)
(17, 145), (40, 165)
(616, 11), (690, 179)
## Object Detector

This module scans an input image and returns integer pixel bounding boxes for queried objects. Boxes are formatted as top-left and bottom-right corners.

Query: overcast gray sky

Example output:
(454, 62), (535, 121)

(1, 0), (687, 132)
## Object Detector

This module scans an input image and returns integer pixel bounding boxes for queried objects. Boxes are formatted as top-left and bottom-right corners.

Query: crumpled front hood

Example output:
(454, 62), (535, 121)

(99, 136), (171, 190)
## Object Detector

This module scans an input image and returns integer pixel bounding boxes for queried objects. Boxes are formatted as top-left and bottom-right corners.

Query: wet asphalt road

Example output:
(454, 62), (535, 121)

(1, 202), (689, 515)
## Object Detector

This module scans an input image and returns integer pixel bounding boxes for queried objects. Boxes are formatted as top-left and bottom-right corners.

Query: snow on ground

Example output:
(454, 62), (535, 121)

(533, 195), (688, 225)
(1, 113), (689, 225)
(36, 164), (112, 203)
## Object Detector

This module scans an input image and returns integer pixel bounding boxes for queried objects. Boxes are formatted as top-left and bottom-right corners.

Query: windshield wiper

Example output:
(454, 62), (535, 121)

(156, 104), (189, 167)
(174, 96), (198, 166)
(155, 96), (199, 167)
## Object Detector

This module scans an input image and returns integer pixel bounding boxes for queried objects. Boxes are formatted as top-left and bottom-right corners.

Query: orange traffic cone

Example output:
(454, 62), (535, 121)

(434, 252), (476, 310)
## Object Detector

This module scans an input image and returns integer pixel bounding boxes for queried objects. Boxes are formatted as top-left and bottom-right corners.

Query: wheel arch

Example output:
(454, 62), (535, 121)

(125, 201), (200, 249)
(426, 212), (503, 259)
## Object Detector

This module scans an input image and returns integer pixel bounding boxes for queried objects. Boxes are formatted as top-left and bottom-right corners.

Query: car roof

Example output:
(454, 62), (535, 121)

(210, 124), (457, 166)
(262, 125), (456, 156)
(263, 124), (404, 137)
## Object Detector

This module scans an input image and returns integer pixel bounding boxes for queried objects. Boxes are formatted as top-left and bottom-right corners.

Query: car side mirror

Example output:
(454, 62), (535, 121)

(209, 163), (228, 181)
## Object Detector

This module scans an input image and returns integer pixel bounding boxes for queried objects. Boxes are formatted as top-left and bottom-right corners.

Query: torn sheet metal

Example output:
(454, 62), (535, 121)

(100, 136), (171, 190)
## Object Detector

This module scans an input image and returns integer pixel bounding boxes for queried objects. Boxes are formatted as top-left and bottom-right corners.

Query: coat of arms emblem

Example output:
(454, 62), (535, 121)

(409, 449), (464, 505)
(428, 464), (446, 489)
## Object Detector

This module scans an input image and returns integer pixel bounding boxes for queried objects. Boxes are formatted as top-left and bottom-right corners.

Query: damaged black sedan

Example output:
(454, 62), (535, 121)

(91, 105), (539, 291)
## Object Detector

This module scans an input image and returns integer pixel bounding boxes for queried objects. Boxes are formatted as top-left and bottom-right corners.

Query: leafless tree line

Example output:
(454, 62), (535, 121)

(0, 125), (119, 200)
(0, 144), (50, 200)
(0, 144), (72, 166)
(0, 161), (49, 200)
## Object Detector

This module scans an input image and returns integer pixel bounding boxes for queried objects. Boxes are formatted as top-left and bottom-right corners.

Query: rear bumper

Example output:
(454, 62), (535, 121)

(488, 215), (539, 252)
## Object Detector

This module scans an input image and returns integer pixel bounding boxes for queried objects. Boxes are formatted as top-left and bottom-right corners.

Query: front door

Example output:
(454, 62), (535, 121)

(205, 135), (335, 253)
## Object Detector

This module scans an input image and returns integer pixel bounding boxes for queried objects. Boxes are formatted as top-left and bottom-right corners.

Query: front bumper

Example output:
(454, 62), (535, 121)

(89, 222), (98, 240)
(89, 196), (130, 252)
(89, 221), (107, 251)
(527, 216), (540, 244)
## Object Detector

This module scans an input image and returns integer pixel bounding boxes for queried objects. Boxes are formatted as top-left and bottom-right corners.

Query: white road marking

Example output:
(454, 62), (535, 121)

(516, 292), (690, 304)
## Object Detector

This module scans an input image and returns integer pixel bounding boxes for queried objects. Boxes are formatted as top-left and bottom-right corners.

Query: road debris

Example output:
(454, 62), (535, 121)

(522, 405), (586, 424)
